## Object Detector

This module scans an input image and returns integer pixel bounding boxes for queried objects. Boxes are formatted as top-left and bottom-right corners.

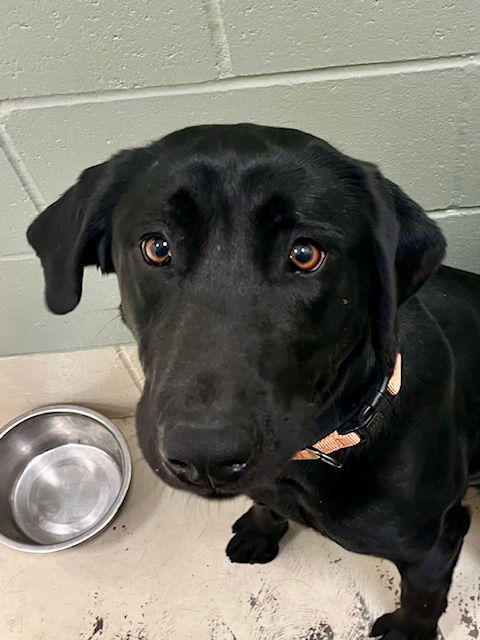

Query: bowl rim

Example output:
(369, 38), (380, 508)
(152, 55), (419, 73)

(0, 404), (132, 553)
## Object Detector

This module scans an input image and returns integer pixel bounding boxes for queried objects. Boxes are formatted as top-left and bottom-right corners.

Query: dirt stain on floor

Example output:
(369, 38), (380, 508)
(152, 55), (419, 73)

(87, 616), (104, 640)
(300, 622), (334, 640)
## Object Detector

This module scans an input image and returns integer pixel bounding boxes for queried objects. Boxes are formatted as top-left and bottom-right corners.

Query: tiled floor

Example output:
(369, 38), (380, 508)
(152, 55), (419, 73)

(0, 346), (143, 426)
(0, 349), (479, 639)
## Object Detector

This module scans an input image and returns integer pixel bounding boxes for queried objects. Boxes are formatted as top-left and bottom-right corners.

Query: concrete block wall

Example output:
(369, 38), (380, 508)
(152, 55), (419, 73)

(1, 0), (479, 356)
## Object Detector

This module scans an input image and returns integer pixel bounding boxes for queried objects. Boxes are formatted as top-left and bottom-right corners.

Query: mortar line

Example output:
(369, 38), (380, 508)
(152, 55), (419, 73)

(450, 61), (476, 207)
(429, 206), (480, 220)
(203, 0), (234, 79)
(0, 253), (35, 262)
(0, 126), (46, 212)
(116, 346), (144, 392)
(0, 53), (478, 113)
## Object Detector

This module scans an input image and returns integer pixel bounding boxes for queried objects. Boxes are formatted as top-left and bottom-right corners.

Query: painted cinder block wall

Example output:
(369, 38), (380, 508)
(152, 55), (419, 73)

(1, 1), (479, 356)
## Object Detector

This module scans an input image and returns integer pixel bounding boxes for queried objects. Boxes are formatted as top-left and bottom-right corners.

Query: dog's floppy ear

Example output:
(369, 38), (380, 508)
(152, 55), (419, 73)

(27, 148), (148, 314)
(360, 163), (446, 372)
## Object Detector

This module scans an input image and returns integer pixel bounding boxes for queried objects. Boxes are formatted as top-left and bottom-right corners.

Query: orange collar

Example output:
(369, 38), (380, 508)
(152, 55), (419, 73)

(293, 354), (402, 467)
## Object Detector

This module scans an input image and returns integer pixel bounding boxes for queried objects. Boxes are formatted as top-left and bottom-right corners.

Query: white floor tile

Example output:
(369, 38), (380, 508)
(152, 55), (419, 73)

(0, 348), (141, 425)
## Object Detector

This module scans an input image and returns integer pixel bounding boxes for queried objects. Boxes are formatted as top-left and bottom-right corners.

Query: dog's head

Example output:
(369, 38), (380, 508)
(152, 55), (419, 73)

(27, 124), (445, 497)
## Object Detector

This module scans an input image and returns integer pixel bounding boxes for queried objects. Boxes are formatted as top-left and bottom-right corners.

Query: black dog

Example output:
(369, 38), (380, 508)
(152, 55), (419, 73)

(27, 124), (480, 639)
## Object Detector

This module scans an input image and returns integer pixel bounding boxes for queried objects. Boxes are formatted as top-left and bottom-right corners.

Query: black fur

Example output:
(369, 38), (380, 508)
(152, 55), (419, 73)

(27, 124), (480, 639)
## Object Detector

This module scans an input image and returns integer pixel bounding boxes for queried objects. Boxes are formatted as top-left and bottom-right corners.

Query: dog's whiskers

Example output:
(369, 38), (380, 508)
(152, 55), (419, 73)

(93, 311), (122, 339)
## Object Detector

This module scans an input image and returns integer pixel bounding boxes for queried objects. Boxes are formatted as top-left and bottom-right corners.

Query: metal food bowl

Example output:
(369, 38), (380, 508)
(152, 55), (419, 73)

(0, 405), (131, 553)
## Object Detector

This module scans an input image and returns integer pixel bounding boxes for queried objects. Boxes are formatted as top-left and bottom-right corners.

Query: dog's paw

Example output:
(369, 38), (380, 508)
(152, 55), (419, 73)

(370, 611), (438, 640)
(226, 508), (288, 564)
(226, 530), (280, 564)
(231, 510), (257, 534)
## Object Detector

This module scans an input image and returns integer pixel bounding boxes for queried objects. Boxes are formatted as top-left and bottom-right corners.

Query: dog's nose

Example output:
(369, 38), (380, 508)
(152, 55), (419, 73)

(161, 423), (253, 488)
(165, 456), (249, 487)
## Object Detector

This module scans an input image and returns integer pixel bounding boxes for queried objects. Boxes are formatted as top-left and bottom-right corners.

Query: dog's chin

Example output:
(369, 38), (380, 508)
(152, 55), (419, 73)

(150, 463), (240, 497)
(194, 487), (239, 500)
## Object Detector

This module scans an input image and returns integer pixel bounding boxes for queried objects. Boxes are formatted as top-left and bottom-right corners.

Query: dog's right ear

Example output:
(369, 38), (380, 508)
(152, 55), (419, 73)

(27, 148), (149, 315)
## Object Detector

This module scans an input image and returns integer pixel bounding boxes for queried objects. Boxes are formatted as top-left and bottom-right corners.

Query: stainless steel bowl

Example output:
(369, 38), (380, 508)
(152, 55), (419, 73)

(0, 405), (131, 553)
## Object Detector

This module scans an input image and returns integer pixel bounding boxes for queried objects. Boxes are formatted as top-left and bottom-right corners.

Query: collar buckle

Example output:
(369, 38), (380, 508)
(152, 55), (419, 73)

(293, 354), (402, 468)
(304, 448), (343, 469)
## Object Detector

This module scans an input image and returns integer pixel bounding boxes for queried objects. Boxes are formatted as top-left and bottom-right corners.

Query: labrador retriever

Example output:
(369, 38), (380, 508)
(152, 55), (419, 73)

(27, 124), (480, 639)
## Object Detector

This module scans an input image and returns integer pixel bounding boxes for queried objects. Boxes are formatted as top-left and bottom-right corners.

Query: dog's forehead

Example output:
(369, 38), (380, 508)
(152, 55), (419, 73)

(115, 125), (366, 241)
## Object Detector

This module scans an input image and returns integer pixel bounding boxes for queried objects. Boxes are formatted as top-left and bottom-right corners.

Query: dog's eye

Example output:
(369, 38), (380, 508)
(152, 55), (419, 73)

(289, 240), (325, 272)
(141, 237), (172, 266)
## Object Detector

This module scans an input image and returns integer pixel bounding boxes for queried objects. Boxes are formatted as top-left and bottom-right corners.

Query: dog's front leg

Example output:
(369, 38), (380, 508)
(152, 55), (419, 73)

(226, 503), (289, 564)
(371, 503), (471, 640)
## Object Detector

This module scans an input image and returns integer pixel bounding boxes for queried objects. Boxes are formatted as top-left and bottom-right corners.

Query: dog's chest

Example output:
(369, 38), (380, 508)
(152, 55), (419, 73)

(253, 463), (393, 556)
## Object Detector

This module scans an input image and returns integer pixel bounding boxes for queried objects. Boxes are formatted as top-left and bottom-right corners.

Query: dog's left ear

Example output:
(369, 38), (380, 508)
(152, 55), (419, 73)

(360, 162), (446, 372)
(27, 147), (149, 315)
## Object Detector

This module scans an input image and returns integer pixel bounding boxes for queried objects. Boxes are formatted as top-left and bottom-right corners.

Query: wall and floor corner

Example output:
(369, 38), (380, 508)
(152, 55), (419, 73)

(0, 1), (479, 359)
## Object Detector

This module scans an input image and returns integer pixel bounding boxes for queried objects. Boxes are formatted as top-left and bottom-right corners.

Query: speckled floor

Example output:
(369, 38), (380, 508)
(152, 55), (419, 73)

(0, 415), (479, 640)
